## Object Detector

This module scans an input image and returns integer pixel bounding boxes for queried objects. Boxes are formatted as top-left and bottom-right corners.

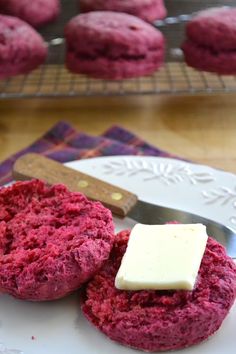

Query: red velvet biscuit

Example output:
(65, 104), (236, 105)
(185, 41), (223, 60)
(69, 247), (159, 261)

(182, 7), (236, 75)
(182, 41), (236, 75)
(82, 229), (236, 352)
(0, 15), (47, 79)
(0, 0), (60, 28)
(0, 180), (115, 301)
(65, 11), (165, 80)
(79, 0), (167, 23)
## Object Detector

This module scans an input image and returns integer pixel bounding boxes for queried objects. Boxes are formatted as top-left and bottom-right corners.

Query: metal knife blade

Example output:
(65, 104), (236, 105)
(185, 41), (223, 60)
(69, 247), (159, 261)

(128, 199), (236, 259)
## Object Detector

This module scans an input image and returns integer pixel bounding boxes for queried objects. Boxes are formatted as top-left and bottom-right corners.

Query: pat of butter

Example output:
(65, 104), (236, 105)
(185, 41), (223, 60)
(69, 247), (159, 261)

(115, 223), (208, 291)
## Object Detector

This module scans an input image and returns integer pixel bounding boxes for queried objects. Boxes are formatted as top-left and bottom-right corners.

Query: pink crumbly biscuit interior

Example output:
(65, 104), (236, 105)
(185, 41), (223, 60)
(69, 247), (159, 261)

(82, 229), (236, 352)
(0, 180), (115, 301)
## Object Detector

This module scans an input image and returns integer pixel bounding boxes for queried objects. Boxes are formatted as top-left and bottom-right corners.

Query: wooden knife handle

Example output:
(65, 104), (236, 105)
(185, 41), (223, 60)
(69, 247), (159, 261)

(12, 153), (138, 217)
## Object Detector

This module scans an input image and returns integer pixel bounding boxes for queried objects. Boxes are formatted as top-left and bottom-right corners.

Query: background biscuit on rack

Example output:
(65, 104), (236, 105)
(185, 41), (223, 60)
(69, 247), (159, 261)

(0, 15), (47, 79)
(182, 7), (236, 75)
(65, 11), (165, 80)
(0, 0), (60, 28)
(79, 0), (167, 22)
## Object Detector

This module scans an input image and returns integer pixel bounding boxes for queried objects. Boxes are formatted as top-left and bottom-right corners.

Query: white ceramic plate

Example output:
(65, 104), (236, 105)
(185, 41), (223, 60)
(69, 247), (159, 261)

(0, 156), (235, 354)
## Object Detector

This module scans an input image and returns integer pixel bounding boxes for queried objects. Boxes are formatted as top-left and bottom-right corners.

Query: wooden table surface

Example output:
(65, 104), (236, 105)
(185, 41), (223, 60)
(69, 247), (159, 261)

(0, 93), (236, 174)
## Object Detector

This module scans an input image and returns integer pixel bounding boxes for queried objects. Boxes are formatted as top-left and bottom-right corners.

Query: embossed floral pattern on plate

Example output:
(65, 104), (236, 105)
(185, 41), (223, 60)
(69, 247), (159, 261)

(103, 159), (215, 185)
(0, 343), (23, 354)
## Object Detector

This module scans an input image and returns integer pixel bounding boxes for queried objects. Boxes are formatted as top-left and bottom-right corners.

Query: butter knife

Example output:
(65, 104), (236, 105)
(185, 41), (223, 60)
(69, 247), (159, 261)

(13, 153), (236, 258)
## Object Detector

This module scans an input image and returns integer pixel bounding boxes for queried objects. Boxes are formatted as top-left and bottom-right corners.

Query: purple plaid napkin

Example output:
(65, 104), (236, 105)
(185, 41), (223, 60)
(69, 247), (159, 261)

(0, 121), (180, 186)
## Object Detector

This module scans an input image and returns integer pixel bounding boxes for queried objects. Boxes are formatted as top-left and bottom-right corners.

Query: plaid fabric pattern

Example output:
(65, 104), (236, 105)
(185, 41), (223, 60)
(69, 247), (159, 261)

(0, 121), (181, 186)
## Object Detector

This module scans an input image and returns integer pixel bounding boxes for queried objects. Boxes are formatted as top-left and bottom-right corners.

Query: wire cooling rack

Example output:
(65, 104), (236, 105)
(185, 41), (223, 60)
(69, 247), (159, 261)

(0, 0), (236, 98)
